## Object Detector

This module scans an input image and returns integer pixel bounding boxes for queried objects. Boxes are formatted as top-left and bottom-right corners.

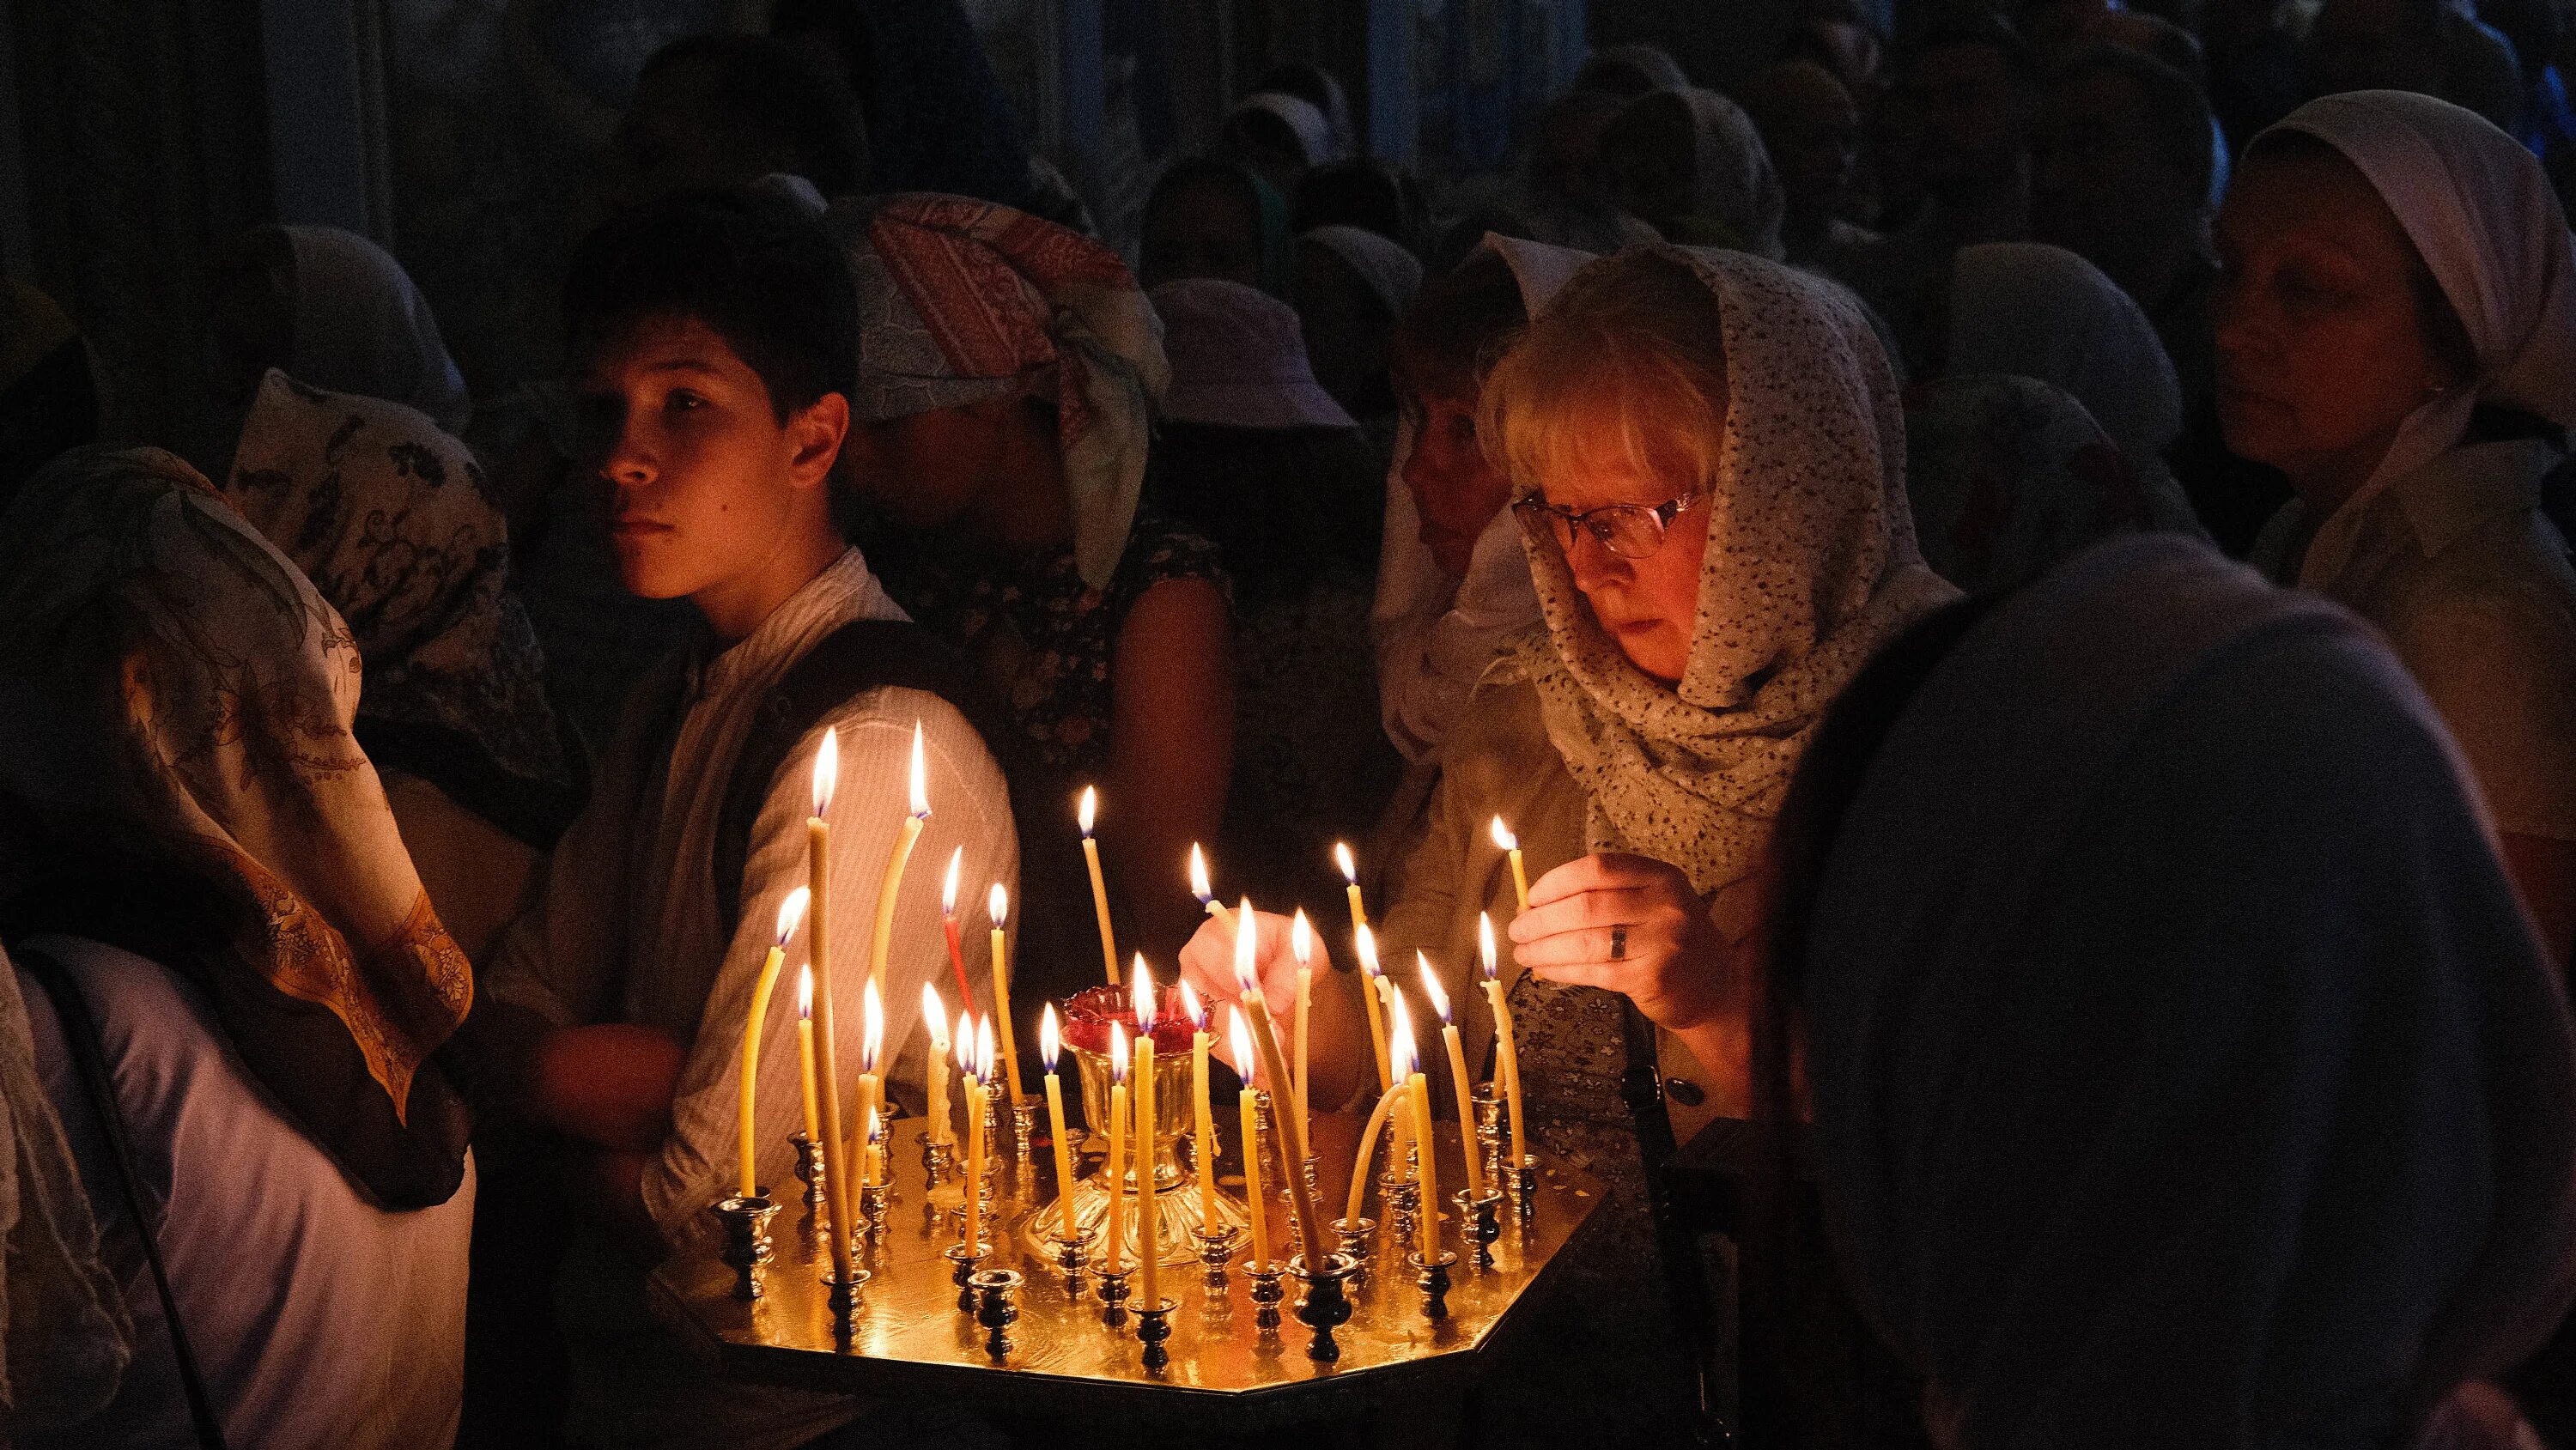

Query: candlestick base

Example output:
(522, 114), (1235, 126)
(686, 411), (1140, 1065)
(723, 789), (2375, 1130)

(1192, 1225), (1242, 1287)
(821, 1265), (870, 1328)
(791, 1133), (829, 1213)
(1471, 1086), (1505, 1204)
(1245, 1260), (1286, 1332)
(1513, 1156), (1539, 1220)
(1096, 1265), (1132, 1327)
(1410, 1250), (1458, 1320)
(858, 1180), (890, 1244)
(1009, 1101), (1038, 1164)
(920, 1135), (954, 1189)
(945, 1242), (991, 1314)
(1330, 1216), (1376, 1275)
(1020, 1158), (1251, 1268)
(710, 1194), (780, 1301)
(969, 1268), (1023, 1358)
(1046, 1226), (1096, 1295)
(1134, 1297), (1176, 1369)
(1388, 1175), (1422, 1247)
(1458, 1190), (1504, 1270)
(1290, 1252), (1356, 1362)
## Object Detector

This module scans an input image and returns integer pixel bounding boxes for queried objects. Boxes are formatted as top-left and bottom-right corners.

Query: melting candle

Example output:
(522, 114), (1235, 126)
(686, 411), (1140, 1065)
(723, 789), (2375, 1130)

(1078, 786), (1120, 986)
(1422, 953), (1483, 1198)
(1491, 816), (1529, 916)
(736, 886), (808, 1198)
(1481, 911), (1526, 1179)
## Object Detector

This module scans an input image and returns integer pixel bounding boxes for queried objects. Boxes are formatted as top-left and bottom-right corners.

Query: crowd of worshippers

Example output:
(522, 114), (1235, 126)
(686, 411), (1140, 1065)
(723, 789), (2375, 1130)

(9, 0), (2576, 1446)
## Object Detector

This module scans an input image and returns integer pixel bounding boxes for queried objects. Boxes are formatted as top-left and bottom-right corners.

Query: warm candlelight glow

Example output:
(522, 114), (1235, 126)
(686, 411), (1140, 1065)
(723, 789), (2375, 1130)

(1187, 841), (1214, 902)
(812, 728), (838, 816)
(923, 983), (949, 1054)
(1355, 921), (1392, 1090)
(1133, 956), (1158, 1034)
(906, 721), (929, 817)
(987, 883), (1008, 926)
(957, 1006), (973, 1059)
(1388, 992), (1417, 1078)
(860, 978), (884, 1073)
(1078, 785), (1098, 837)
(940, 845), (962, 916)
(1110, 1022), (1129, 1083)
(1178, 977), (1206, 1030)
(775, 886), (809, 946)
(1357, 923), (1382, 980)
(1290, 908), (1312, 964)
(1334, 842), (1357, 883)
(1479, 911), (1499, 980)
(1419, 952), (1451, 1024)
(1040, 1003), (1060, 1068)
(798, 965), (814, 1017)
(1229, 1007), (1255, 1084)
(1489, 816), (1516, 852)
(977, 1015), (997, 1083)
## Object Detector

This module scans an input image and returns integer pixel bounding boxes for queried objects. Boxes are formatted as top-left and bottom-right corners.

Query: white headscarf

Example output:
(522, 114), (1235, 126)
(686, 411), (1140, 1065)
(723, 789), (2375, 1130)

(1301, 224), (1425, 321)
(1947, 241), (2186, 472)
(1805, 534), (2576, 1446)
(277, 226), (471, 438)
(1229, 92), (1335, 168)
(2258, 91), (2576, 585)
(1370, 235), (1593, 761)
(1506, 247), (1959, 895)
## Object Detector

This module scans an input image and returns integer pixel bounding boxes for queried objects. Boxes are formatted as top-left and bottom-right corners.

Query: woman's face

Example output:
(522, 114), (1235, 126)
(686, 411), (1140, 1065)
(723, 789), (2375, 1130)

(1542, 453), (1710, 685)
(1401, 384), (1515, 578)
(2213, 145), (2457, 506)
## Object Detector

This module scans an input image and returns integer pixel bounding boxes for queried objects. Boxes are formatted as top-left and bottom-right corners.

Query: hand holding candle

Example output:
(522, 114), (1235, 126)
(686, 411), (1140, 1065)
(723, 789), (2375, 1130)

(920, 982), (951, 1148)
(1421, 952), (1484, 1198)
(987, 884), (1023, 1105)
(1041, 1005), (1078, 1240)
(1481, 912), (1526, 1176)
(1187, 844), (1235, 931)
(737, 887), (810, 1198)
(1492, 816), (1529, 916)
(1078, 786), (1121, 987)
(1231, 1008), (1271, 1267)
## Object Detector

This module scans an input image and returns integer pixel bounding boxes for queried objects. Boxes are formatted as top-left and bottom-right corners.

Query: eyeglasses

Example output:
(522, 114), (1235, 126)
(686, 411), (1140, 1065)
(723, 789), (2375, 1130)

(1511, 491), (1704, 560)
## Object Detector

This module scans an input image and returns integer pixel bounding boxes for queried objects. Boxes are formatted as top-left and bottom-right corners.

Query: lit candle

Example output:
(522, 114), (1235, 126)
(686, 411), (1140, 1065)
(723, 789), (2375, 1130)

(1232, 898), (1325, 1252)
(1480, 912), (1525, 1179)
(1104, 1022), (1130, 1274)
(1133, 956), (1161, 1311)
(737, 887), (810, 1198)
(963, 1051), (987, 1252)
(939, 846), (973, 1005)
(1420, 952), (1483, 1198)
(1230, 1007), (1270, 1267)
(920, 982), (951, 1147)
(1078, 786), (1121, 987)
(987, 884), (1023, 1106)
(1187, 844), (1235, 931)
(796, 967), (821, 1148)
(1334, 840), (1368, 934)
(957, 1005), (975, 1123)
(1289, 908), (1314, 1156)
(1491, 816), (1529, 916)
(854, 979), (884, 1187)
(1180, 979), (1217, 1226)
(807, 729), (854, 1281)
(1355, 925), (1392, 1092)
(868, 723), (932, 999)
(1383, 990), (1413, 1201)
(1407, 1037), (1438, 1263)
(1041, 1005), (1078, 1240)
(1345, 1071), (1418, 1228)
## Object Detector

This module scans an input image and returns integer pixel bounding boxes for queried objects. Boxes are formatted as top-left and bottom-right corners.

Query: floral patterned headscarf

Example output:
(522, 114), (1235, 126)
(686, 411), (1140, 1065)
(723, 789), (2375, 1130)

(837, 192), (1169, 590)
(0, 447), (472, 1207)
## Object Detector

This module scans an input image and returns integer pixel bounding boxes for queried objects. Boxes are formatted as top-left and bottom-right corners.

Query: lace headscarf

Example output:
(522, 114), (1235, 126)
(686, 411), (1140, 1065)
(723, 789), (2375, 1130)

(0, 447), (473, 1207)
(223, 371), (572, 818)
(1504, 248), (1959, 895)
(838, 192), (1169, 590)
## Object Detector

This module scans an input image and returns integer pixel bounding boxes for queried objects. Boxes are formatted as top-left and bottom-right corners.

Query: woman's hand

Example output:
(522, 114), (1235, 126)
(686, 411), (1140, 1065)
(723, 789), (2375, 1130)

(1177, 907), (1374, 1109)
(1507, 852), (1734, 1034)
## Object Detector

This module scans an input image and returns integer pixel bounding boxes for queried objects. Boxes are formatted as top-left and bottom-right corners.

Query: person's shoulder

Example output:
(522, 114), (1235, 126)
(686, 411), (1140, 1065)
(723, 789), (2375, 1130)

(1113, 510), (1233, 613)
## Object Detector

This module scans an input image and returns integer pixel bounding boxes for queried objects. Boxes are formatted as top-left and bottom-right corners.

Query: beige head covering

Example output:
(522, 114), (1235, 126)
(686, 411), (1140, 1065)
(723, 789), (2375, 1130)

(0, 447), (473, 1206)
(1505, 248), (1959, 895)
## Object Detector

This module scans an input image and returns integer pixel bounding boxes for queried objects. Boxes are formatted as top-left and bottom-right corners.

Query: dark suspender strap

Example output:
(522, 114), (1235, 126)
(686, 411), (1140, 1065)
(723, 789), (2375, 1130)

(1620, 998), (1719, 1446)
(15, 946), (231, 1450)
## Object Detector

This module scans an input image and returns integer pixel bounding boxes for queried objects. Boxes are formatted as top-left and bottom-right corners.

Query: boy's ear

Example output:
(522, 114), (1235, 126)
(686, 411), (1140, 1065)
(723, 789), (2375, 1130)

(786, 391), (852, 488)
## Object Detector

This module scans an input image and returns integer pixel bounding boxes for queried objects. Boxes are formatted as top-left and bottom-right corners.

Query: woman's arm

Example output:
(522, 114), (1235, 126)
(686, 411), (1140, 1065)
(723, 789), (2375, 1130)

(1106, 575), (1234, 962)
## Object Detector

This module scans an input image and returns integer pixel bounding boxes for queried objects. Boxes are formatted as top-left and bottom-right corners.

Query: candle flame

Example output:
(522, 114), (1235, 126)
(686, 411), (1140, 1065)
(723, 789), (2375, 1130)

(1388, 991), (1419, 1077)
(956, 1007), (973, 1064)
(860, 978), (884, 1072)
(1178, 977), (1206, 1031)
(1109, 1022), (1128, 1082)
(1479, 911), (1499, 981)
(1187, 842), (1213, 902)
(1078, 785), (1097, 836)
(907, 721), (929, 817)
(940, 845), (962, 914)
(797, 963), (814, 1018)
(1232, 896), (1260, 996)
(774, 886), (810, 947)
(1290, 907), (1312, 966)
(1229, 1006), (1255, 1084)
(1334, 841), (1357, 883)
(1419, 952), (1452, 1024)
(921, 983), (948, 1054)
(811, 727), (838, 816)
(1041, 1003), (1060, 1069)
(1132, 956), (1158, 1034)
(1356, 923), (1382, 979)
(1489, 816), (1516, 852)
(987, 882), (1008, 927)
(977, 1016), (997, 1083)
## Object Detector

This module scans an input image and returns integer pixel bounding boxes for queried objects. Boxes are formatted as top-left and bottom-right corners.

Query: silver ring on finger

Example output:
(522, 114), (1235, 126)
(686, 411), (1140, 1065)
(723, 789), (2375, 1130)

(1608, 924), (1627, 961)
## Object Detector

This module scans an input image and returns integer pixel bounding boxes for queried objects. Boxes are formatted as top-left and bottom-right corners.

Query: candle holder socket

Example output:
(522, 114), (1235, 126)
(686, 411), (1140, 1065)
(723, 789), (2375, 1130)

(709, 1194), (780, 1301)
(1096, 1265), (1132, 1327)
(920, 1133), (954, 1188)
(790, 1132), (828, 1212)
(1459, 1189), (1504, 1269)
(1290, 1252), (1357, 1362)
(1134, 1297), (1177, 1369)
(858, 1180), (890, 1243)
(969, 1268), (1023, 1358)
(821, 1264), (870, 1328)
(1471, 1085), (1505, 1202)
(1046, 1225), (1096, 1295)
(1410, 1249), (1459, 1320)
(945, 1241), (991, 1314)
(1330, 1215), (1376, 1270)
(1009, 1100), (1038, 1163)
(1246, 1260), (1286, 1332)
(1514, 1155), (1539, 1219)
(1388, 1174), (1422, 1245)
(1193, 1225), (1242, 1287)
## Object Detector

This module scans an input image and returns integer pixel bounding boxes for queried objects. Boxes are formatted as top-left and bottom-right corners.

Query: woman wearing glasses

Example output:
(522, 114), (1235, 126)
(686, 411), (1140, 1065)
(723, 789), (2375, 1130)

(1180, 245), (1954, 1447)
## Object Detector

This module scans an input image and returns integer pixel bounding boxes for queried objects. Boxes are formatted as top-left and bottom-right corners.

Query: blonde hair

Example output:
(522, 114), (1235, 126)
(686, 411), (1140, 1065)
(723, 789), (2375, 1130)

(1478, 249), (1731, 505)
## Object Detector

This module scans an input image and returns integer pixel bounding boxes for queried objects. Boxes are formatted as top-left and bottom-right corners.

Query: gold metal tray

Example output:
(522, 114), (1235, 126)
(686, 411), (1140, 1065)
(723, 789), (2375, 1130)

(648, 1109), (1607, 1426)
